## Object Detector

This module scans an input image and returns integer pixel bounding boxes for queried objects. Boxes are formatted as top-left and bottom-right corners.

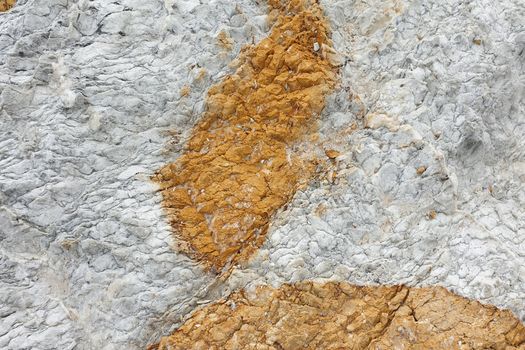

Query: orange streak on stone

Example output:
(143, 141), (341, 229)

(153, 0), (338, 271)
(150, 282), (525, 350)
(217, 30), (234, 51)
(0, 0), (15, 12)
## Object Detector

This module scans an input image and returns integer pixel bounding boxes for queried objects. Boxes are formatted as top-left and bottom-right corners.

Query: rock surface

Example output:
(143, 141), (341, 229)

(0, 0), (524, 349)
(153, 0), (338, 271)
(0, 0), (15, 12)
(153, 281), (525, 350)
(225, 0), (525, 322)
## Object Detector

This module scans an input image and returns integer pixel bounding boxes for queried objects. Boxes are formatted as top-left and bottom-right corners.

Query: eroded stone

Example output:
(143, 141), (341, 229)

(0, 0), (15, 12)
(151, 281), (525, 350)
(153, 0), (338, 271)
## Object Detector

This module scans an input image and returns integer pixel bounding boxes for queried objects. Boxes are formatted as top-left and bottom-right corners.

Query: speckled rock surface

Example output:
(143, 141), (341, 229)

(0, 0), (268, 348)
(0, 0), (524, 349)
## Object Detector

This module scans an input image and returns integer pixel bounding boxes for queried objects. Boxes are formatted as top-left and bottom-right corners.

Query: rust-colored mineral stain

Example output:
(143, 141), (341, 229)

(217, 30), (234, 51)
(179, 85), (191, 98)
(151, 282), (525, 350)
(324, 149), (341, 159)
(0, 0), (15, 12)
(154, 0), (338, 270)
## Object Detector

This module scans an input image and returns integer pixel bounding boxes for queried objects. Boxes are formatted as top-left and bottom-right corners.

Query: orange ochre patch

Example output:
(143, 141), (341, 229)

(153, 0), (339, 271)
(150, 282), (525, 350)
(0, 0), (15, 12)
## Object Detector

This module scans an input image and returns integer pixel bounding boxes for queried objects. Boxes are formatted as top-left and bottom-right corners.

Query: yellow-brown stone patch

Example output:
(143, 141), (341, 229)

(217, 30), (234, 51)
(153, 0), (338, 271)
(150, 282), (525, 350)
(0, 0), (15, 12)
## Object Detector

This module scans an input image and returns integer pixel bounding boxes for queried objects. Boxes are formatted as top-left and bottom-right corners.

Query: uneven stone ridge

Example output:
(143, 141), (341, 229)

(152, 281), (525, 350)
(153, 0), (338, 271)
(0, 0), (15, 12)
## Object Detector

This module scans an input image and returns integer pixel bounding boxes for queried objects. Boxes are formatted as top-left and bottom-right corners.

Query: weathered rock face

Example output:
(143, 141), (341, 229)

(0, 0), (524, 349)
(153, 0), (338, 271)
(0, 0), (15, 12)
(223, 0), (525, 322)
(153, 282), (525, 350)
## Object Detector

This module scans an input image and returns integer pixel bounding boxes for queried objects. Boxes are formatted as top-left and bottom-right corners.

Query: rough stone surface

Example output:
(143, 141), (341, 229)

(1, 0), (268, 348)
(0, 0), (524, 349)
(153, 281), (525, 350)
(225, 0), (525, 322)
(0, 0), (15, 12)
(153, 0), (338, 271)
